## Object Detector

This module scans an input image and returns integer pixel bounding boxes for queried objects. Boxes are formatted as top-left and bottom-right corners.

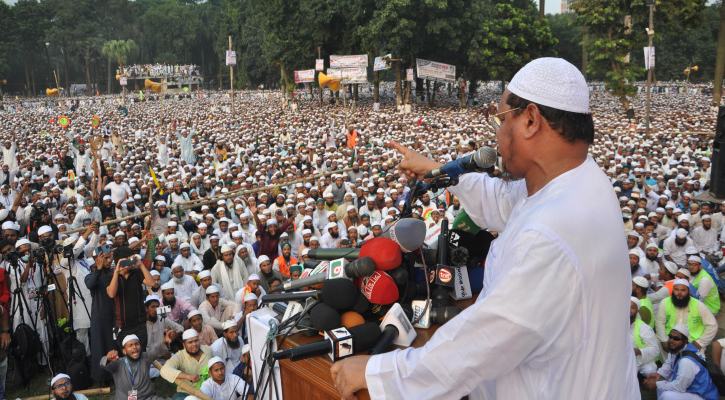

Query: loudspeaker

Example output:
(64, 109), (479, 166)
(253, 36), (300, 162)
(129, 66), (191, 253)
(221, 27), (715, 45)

(709, 106), (725, 198)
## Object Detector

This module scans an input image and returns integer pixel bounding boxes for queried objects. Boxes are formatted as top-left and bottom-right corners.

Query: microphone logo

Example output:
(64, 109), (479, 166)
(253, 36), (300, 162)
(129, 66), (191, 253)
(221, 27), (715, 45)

(362, 272), (382, 299)
(438, 269), (452, 283)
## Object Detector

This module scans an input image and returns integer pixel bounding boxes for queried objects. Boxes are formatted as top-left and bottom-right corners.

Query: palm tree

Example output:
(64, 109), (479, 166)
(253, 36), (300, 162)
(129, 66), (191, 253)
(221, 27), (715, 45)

(540, 0), (545, 21)
(102, 39), (138, 104)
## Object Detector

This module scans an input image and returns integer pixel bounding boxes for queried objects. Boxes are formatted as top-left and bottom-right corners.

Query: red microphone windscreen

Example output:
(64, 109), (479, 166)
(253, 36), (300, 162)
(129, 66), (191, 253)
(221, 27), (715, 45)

(359, 270), (399, 305)
(359, 237), (402, 271)
(340, 311), (365, 329)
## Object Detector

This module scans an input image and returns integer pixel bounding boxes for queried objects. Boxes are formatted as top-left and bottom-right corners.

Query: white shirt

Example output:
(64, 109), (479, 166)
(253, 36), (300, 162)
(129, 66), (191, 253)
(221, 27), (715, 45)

(200, 373), (248, 400)
(104, 181), (132, 203)
(691, 226), (719, 254)
(365, 158), (639, 399)
(211, 336), (243, 373)
(173, 253), (204, 273)
(171, 275), (198, 301)
(656, 350), (704, 393)
(631, 319), (659, 368)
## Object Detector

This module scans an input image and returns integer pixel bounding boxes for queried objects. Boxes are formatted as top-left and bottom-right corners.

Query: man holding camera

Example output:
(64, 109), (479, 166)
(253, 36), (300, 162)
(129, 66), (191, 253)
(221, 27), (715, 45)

(84, 244), (116, 384)
(105, 246), (155, 350)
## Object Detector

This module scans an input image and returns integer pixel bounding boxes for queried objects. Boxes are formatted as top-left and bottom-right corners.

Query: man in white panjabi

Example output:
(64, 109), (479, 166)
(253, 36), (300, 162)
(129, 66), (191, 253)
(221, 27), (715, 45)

(331, 58), (639, 399)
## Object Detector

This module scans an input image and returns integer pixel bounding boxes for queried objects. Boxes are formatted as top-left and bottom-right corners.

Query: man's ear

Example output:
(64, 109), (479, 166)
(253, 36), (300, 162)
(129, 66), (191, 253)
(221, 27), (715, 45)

(522, 104), (543, 140)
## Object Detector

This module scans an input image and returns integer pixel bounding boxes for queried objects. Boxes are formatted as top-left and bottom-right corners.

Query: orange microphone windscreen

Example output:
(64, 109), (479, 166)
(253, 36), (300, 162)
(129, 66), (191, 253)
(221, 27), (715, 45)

(340, 311), (365, 329)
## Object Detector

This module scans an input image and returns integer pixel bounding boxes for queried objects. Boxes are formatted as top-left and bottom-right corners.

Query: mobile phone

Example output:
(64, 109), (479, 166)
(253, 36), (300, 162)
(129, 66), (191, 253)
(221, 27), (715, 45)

(119, 257), (137, 268)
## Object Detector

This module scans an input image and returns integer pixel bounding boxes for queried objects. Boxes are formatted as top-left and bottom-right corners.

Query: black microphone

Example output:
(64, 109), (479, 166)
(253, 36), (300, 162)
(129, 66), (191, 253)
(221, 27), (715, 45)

(272, 322), (381, 361)
(281, 257), (375, 291)
(306, 248), (360, 261)
(264, 279), (360, 310)
(261, 290), (322, 304)
(423, 146), (497, 179)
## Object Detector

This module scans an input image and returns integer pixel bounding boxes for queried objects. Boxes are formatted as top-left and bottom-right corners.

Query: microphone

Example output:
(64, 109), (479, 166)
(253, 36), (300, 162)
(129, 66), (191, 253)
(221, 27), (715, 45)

(412, 300), (462, 329)
(281, 257), (375, 291)
(359, 270), (399, 305)
(272, 322), (381, 361)
(308, 236), (406, 271)
(368, 303), (417, 355)
(262, 279), (359, 309)
(423, 146), (497, 179)
(380, 218), (426, 254)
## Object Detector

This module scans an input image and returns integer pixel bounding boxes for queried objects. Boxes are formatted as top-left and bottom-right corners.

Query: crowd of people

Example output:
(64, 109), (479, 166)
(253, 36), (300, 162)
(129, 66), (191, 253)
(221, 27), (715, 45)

(0, 70), (722, 399)
(118, 64), (201, 78)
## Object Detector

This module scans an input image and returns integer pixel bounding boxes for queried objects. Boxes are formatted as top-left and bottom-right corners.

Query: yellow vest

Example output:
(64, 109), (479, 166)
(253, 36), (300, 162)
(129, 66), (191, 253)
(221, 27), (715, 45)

(663, 296), (705, 341)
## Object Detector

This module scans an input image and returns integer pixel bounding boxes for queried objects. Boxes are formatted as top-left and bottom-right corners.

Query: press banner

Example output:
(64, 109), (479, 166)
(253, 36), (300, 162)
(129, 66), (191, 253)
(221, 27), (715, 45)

(406, 69), (414, 82)
(326, 68), (368, 83)
(294, 69), (315, 83)
(416, 59), (455, 83)
(330, 54), (369, 68)
(315, 59), (324, 71)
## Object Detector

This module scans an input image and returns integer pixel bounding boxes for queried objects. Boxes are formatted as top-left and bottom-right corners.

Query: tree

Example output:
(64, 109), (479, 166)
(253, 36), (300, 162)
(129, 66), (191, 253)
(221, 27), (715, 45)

(571, 0), (707, 111)
(13, 0), (49, 96)
(102, 39), (138, 101)
(547, 12), (583, 71)
(469, 1), (557, 85)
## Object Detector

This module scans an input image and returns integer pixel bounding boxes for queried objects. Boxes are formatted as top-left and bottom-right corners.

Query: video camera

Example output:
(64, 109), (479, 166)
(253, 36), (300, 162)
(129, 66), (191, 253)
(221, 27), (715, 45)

(29, 202), (58, 221)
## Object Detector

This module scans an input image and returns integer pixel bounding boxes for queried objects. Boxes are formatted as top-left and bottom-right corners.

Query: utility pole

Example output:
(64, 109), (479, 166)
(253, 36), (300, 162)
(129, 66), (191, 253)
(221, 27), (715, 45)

(645, 0), (654, 136)
(229, 36), (234, 115)
(318, 46), (323, 107)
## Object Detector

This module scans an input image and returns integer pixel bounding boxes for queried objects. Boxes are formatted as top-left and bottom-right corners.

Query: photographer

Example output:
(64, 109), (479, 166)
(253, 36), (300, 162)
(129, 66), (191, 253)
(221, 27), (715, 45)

(8, 238), (47, 357)
(27, 206), (58, 244)
(105, 246), (155, 349)
(84, 244), (116, 384)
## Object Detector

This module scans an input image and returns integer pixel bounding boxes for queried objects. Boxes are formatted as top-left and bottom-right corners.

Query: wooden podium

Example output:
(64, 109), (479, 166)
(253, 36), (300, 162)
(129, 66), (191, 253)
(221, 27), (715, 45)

(277, 299), (474, 400)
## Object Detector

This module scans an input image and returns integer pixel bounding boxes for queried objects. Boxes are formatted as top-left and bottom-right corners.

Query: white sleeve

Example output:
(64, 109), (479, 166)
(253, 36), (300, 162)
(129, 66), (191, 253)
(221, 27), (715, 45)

(365, 227), (586, 399)
(637, 324), (660, 366)
(448, 173), (527, 233)
(656, 357), (699, 393)
(648, 286), (670, 305)
(697, 276), (715, 303)
(694, 302), (718, 347)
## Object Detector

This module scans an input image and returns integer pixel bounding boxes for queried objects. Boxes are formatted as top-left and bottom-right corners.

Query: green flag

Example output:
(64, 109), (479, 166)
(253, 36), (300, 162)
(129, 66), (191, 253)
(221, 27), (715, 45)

(139, 90), (143, 101)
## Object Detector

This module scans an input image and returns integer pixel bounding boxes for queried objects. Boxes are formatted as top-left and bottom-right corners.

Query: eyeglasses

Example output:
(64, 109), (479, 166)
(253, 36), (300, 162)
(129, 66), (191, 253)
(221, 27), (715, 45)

(668, 334), (685, 341)
(489, 108), (522, 130)
(53, 381), (71, 390)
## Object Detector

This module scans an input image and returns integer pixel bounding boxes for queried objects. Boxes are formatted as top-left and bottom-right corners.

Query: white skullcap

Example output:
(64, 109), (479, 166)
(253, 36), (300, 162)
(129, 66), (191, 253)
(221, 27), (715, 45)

(188, 310), (202, 319)
(244, 293), (258, 302)
(673, 278), (689, 287)
(168, 221), (178, 227)
(628, 249), (640, 258)
(688, 255), (701, 263)
(205, 286), (220, 295)
(150, 270), (160, 277)
(242, 344), (250, 354)
(122, 334), (139, 346)
(208, 356), (224, 369)
(676, 228), (688, 239)
(222, 320), (236, 331)
(672, 323), (689, 338)
(182, 329), (198, 341)
(302, 229), (312, 235)
(507, 58), (589, 114)
(115, 231), (126, 237)
(678, 214), (690, 222)
(166, 234), (178, 241)
(326, 222), (336, 231)
(38, 226), (53, 236)
(632, 276), (648, 288)
(248, 273), (260, 281)
(103, 195), (112, 201)
(1, 221), (15, 230)
(221, 244), (233, 254)
(198, 223), (208, 228)
(160, 281), (174, 291)
(179, 242), (190, 249)
(646, 243), (658, 250)
(346, 205), (355, 212)
(232, 231), (243, 238)
(198, 270), (211, 279)
(258, 255), (269, 263)
(144, 294), (160, 304)
(664, 261), (678, 275)
(15, 239), (30, 249)
(51, 373), (71, 387)
(630, 296), (641, 310)
(171, 263), (183, 270)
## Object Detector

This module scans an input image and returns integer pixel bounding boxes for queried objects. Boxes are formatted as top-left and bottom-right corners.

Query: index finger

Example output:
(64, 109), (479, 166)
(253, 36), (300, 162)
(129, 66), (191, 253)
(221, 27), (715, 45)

(389, 140), (411, 159)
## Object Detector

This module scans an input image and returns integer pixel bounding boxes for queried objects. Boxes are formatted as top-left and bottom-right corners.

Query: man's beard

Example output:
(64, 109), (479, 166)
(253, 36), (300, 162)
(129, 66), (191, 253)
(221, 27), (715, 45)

(187, 348), (201, 357)
(79, 150), (85, 155)
(646, 254), (658, 261)
(631, 264), (640, 274)
(675, 239), (687, 247)
(261, 269), (274, 279)
(672, 293), (691, 309)
(148, 314), (158, 323)
(225, 261), (234, 269)
(630, 314), (636, 324)
(668, 340), (687, 354)
(331, 231), (339, 239)
(421, 200), (430, 206)
(159, 210), (168, 218)
(303, 240), (310, 246)
(704, 225), (711, 230)
(165, 297), (176, 309)
(56, 393), (74, 400)
(690, 268), (700, 276)
(226, 337), (240, 349)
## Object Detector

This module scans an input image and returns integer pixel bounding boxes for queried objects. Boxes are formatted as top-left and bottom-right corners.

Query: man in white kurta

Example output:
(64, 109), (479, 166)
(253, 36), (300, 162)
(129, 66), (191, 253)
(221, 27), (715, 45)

(331, 58), (639, 399)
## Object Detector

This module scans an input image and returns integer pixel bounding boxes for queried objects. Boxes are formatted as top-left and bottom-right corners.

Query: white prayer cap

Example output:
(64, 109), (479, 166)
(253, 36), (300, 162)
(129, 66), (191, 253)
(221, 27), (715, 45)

(507, 58), (589, 114)
(242, 344), (250, 354)
(198, 270), (211, 279)
(155, 255), (166, 262)
(221, 244), (233, 254)
(677, 214), (690, 222)
(182, 329), (198, 341)
(675, 228), (688, 239)
(166, 234), (178, 241)
(150, 270), (160, 277)
(326, 222), (336, 231)
(346, 205), (355, 212)
(688, 255), (701, 263)
(38, 226), (53, 236)
(244, 293), (258, 302)
(15, 239), (30, 249)
(673, 278), (690, 287)
(1, 221), (15, 230)
(628, 249), (640, 258)
(171, 263), (183, 271)
(179, 242), (190, 249)
(128, 237), (139, 244)
(205, 286), (219, 295)
(198, 223), (208, 228)
(702, 214), (712, 220)
(232, 231), (243, 238)
(144, 295), (160, 305)
(258, 255), (270, 263)
(51, 373), (71, 387)
(115, 231), (126, 237)
(103, 195), (112, 201)
(222, 320), (236, 331)
(672, 323), (689, 338)
(302, 229), (312, 235)
(160, 281), (174, 291)
(630, 296), (640, 310)
(157, 200), (167, 207)
(664, 261), (678, 275)
(685, 246), (698, 255)
(188, 310), (202, 320)
(122, 334), (139, 346)
(632, 276), (648, 289)
(208, 356), (224, 369)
